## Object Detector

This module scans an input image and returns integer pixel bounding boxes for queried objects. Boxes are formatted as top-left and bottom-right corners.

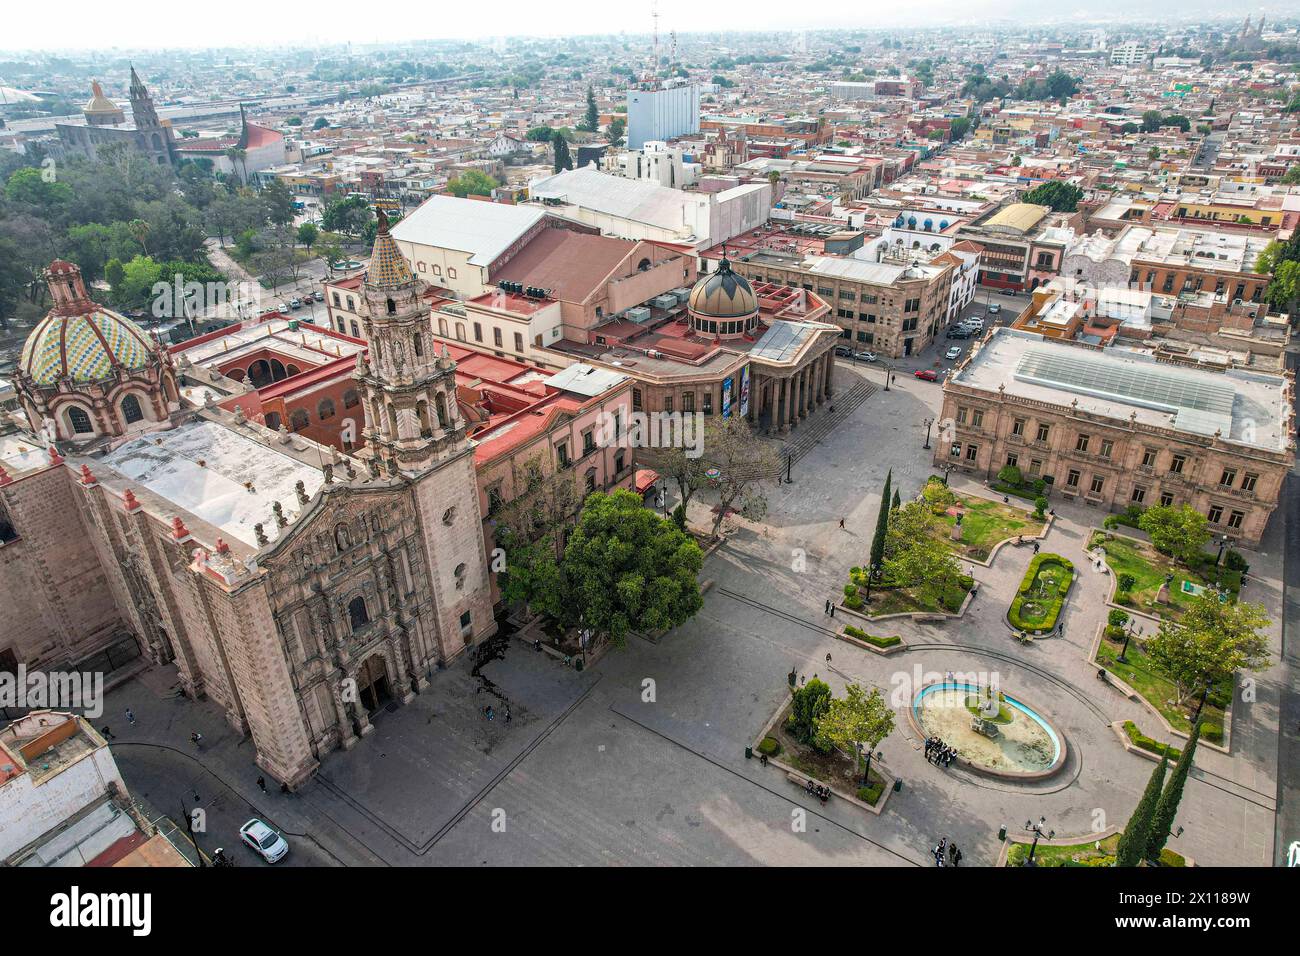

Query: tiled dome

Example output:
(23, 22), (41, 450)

(367, 208), (414, 289)
(688, 256), (758, 320)
(20, 297), (155, 386)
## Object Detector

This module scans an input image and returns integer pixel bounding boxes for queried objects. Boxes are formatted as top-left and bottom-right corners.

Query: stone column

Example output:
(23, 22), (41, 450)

(779, 377), (791, 434)
(331, 680), (359, 751)
(798, 367), (809, 420)
(825, 352), (835, 399)
(815, 354), (826, 405)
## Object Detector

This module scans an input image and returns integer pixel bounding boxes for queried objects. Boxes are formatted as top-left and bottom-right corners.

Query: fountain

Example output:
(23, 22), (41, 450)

(910, 681), (1066, 780)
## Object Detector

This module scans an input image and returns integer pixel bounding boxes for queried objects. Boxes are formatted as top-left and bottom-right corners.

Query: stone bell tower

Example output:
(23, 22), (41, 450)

(354, 209), (496, 658)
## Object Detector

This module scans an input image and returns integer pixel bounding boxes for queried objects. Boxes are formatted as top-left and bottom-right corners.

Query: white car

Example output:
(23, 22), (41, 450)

(945, 346), (963, 360)
(239, 818), (289, 863)
(987, 303), (1002, 315)
(854, 351), (878, 363)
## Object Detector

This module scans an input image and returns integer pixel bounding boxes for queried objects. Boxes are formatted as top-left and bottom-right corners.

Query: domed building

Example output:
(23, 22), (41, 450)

(15, 260), (179, 444)
(686, 255), (760, 338)
(82, 81), (125, 127)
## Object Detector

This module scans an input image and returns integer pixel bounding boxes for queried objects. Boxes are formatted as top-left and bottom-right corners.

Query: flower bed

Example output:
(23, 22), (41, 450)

(1007, 553), (1074, 634)
(1095, 634), (1226, 745)
(1005, 833), (1187, 868)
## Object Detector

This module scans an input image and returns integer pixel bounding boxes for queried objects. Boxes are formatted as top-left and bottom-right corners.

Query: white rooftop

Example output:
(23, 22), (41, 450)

(546, 362), (629, 397)
(528, 166), (707, 233)
(953, 328), (1289, 452)
(802, 255), (944, 285)
(102, 420), (325, 547)
(390, 195), (547, 267)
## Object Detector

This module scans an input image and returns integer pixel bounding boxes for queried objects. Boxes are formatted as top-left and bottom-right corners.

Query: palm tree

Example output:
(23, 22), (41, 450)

(128, 219), (151, 256)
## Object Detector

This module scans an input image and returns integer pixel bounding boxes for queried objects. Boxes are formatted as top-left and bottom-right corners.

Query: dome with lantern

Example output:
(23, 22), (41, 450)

(686, 255), (760, 338)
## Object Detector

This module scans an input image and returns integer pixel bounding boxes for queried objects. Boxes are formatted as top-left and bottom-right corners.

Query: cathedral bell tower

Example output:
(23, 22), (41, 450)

(355, 209), (468, 476)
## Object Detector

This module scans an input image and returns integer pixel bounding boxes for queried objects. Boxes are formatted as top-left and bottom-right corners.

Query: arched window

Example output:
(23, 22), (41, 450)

(290, 409), (310, 431)
(413, 333), (424, 358)
(347, 596), (369, 630)
(67, 406), (94, 434)
(434, 392), (449, 428)
(318, 398), (336, 421)
(416, 400), (432, 438)
(121, 394), (144, 425)
(350, 321), (360, 338)
(438, 317), (448, 337)
(270, 359), (287, 381)
(343, 389), (360, 409)
(638, 257), (651, 271)
(264, 411), (281, 431)
(0, 501), (18, 544)
(386, 297), (396, 315)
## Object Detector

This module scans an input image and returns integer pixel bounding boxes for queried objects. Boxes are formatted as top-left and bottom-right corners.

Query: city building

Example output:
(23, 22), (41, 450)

(55, 68), (176, 168)
(938, 327), (1294, 546)
(626, 82), (700, 150)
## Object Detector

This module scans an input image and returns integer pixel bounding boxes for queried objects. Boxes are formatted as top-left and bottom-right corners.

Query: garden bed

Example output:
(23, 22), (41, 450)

(1095, 631), (1226, 745)
(1090, 530), (1240, 623)
(932, 493), (1046, 562)
(1004, 833), (1188, 868)
(1007, 553), (1074, 634)
(842, 625), (901, 649)
(771, 702), (888, 806)
(1120, 720), (1182, 760)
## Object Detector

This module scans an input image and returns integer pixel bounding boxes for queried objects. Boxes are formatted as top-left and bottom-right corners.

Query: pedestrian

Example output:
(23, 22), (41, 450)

(839, 517), (846, 529)
(800, 674), (806, 686)
(125, 708), (135, 725)
(280, 782), (290, 794)
(950, 843), (961, 866)
(101, 725), (115, 739)
(829, 604), (835, 618)
(190, 731), (202, 747)
(1033, 541), (1040, 554)
(505, 706), (512, 723)
(825, 599), (831, 615)
(257, 776), (267, 794)
(825, 653), (832, 664)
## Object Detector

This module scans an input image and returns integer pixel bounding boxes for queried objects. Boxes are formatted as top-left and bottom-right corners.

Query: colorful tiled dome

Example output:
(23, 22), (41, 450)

(20, 304), (156, 386)
(367, 208), (414, 289)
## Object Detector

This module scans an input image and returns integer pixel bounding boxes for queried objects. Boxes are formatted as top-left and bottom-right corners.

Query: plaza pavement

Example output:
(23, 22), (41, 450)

(104, 355), (1285, 866)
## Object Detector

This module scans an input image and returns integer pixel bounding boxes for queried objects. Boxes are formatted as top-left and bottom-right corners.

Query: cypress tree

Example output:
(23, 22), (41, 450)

(891, 487), (902, 511)
(1116, 753), (1167, 867)
(1145, 717), (1202, 862)
(552, 132), (573, 173)
(869, 470), (892, 573)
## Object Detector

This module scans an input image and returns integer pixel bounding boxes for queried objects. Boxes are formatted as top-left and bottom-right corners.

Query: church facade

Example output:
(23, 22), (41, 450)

(55, 67), (176, 168)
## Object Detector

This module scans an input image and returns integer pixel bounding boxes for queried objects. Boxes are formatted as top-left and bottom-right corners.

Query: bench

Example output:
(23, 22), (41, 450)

(916, 613), (948, 624)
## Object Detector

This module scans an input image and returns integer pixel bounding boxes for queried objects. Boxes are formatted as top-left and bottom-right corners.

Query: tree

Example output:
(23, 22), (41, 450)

(815, 684), (895, 783)
(702, 417), (780, 537)
(1141, 110), (1165, 133)
(554, 489), (703, 646)
(313, 117), (330, 130)
(552, 131), (574, 173)
(883, 500), (963, 603)
(262, 178), (297, 227)
(1145, 594), (1270, 708)
(1116, 753), (1168, 866)
(997, 464), (1023, 486)
(581, 85), (599, 131)
(949, 117), (972, 140)
(789, 678), (832, 746)
(5, 167), (73, 217)
(1021, 180), (1084, 213)
(321, 194), (372, 237)
(891, 488), (901, 511)
(657, 443), (709, 512)
(921, 477), (957, 512)
(446, 169), (499, 198)
(1146, 716), (1201, 862)
(296, 221), (319, 253)
(1137, 504), (1210, 564)
(869, 470), (892, 574)
(1280, 166), (1300, 185)
(608, 117), (626, 148)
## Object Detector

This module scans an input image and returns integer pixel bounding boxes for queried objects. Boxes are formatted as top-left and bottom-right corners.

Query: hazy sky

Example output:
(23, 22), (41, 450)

(0, 0), (1280, 53)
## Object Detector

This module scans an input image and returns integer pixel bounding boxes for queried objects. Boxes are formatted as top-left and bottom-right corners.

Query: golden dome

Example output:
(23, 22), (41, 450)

(688, 256), (758, 320)
(83, 81), (123, 117)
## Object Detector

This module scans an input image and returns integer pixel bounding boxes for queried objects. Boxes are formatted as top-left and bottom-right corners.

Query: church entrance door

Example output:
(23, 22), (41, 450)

(356, 654), (392, 713)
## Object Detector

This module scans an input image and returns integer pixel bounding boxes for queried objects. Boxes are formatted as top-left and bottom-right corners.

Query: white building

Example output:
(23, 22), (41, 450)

(626, 83), (700, 151)
(608, 140), (700, 189)
(1110, 41), (1150, 67)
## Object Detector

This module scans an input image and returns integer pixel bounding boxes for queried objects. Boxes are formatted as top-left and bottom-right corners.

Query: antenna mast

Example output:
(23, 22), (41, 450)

(651, 2), (660, 83)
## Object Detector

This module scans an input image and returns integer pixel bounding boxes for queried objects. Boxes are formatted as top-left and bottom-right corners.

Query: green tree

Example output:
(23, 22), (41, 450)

(1145, 716), (1202, 862)
(552, 131), (574, 173)
(296, 221), (319, 253)
(1141, 110), (1164, 133)
(1021, 180), (1084, 213)
(5, 166), (74, 217)
(320, 194), (372, 237)
(703, 417), (780, 537)
(313, 117), (330, 130)
(789, 678), (832, 746)
(446, 169), (499, 198)
(883, 501), (962, 603)
(608, 117), (626, 147)
(581, 85), (599, 131)
(1137, 504), (1210, 564)
(1145, 594), (1270, 708)
(891, 488), (901, 511)
(869, 470), (892, 574)
(555, 489), (704, 646)
(1116, 753), (1168, 866)
(815, 684), (895, 783)
(262, 178), (297, 227)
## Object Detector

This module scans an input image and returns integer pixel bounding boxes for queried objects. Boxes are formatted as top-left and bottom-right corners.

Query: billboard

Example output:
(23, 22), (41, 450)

(739, 366), (750, 418)
(721, 376), (733, 418)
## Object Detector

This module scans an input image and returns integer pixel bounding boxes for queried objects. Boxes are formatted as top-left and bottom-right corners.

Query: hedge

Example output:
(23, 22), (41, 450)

(843, 625), (902, 648)
(757, 735), (781, 756)
(1122, 720), (1181, 760)
(857, 783), (884, 806)
(1007, 553), (1074, 634)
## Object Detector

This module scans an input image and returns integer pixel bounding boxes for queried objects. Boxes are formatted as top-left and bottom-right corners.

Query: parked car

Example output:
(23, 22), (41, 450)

(945, 346), (963, 360)
(289, 297), (303, 309)
(945, 327), (972, 339)
(277, 303), (291, 315)
(987, 302), (1001, 315)
(834, 345), (855, 358)
(312, 290), (325, 302)
(239, 819), (289, 863)
(914, 369), (939, 382)
(854, 351), (878, 363)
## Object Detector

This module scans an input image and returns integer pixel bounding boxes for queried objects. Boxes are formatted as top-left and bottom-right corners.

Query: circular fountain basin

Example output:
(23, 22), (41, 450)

(910, 682), (1067, 780)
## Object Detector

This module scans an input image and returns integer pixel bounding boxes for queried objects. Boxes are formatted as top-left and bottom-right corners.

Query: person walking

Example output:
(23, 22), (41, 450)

(125, 709), (135, 725)
(829, 604), (835, 618)
(839, 517), (846, 530)
(825, 599), (831, 615)
(1033, 541), (1040, 554)
(100, 725), (115, 740)
(505, 706), (512, 724)
(256, 776), (267, 794)
(190, 731), (202, 747)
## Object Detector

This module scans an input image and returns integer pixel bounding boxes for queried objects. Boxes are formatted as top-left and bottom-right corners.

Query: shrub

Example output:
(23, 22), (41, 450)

(789, 679), (832, 745)
(844, 593), (864, 610)
(757, 735), (780, 756)
(1032, 478), (1047, 495)
(844, 625), (902, 648)
(1118, 573), (1136, 593)
(1224, 549), (1249, 574)
(1122, 721), (1181, 760)
(1103, 515), (1119, 530)
(1007, 554), (1074, 633)
(1108, 608), (1130, 627)
(857, 783), (884, 805)
(1033, 496), (1048, 518)
(997, 464), (1023, 486)
(1104, 624), (1127, 642)
(843, 583), (858, 599)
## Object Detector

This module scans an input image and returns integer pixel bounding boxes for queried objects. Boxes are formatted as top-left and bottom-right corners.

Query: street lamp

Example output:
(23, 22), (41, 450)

(860, 746), (883, 786)
(923, 418), (934, 449)
(863, 562), (880, 602)
(1215, 534), (1228, 567)
(1024, 816), (1054, 867)
(1117, 619), (1140, 665)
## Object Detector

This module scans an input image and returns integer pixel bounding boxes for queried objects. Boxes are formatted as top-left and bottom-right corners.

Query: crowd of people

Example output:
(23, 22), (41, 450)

(932, 836), (963, 867)
(925, 735), (957, 768)
(804, 779), (830, 803)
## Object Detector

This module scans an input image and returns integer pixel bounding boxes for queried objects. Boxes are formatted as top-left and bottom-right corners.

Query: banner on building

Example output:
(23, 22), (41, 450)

(721, 376), (733, 418)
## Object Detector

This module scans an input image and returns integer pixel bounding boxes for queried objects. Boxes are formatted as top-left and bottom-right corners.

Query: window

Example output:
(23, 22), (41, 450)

(1089, 475), (1104, 496)
(663, 395), (673, 413)
(1208, 505), (1223, 524)
(1160, 492), (1174, 507)
(487, 485), (504, 516)
(965, 443), (978, 462)
(442, 506), (456, 526)
(493, 328), (503, 348)
(949, 442), (961, 458)
(632, 388), (642, 412)
(1099, 439), (1114, 459)
(1169, 455), (1185, 475)
(351, 321), (360, 338)
(1241, 473), (1258, 493)
(348, 596), (369, 630)
(290, 409), (310, 432)
(473, 322), (483, 342)
(956, 407), (968, 425)
(702, 392), (712, 415)
(1012, 418), (1025, 437)
(67, 406), (94, 434)
(1219, 469), (1236, 488)
(332, 292), (341, 306)
(1141, 448), (1157, 467)
(343, 389), (360, 409)
(1005, 453), (1018, 468)
(460, 610), (473, 636)
(121, 394), (145, 425)
(582, 430), (595, 456)
(584, 468), (597, 494)
(1227, 510), (1244, 530)
(1131, 486), (1146, 504)
(1066, 469), (1080, 489)
(556, 442), (570, 468)
(413, 333), (424, 357)
(971, 410), (984, 428)
(514, 332), (524, 353)
(454, 562), (467, 589)
(1075, 434), (1090, 453)
(0, 502), (18, 544)
(318, 398), (335, 421)
(682, 392), (695, 413)
(1035, 423), (1050, 443)
(614, 450), (626, 474)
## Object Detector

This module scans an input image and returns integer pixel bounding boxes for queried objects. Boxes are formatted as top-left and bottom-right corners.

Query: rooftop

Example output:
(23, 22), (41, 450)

(529, 166), (708, 234)
(952, 328), (1290, 452)
(390, 195), (547, 267)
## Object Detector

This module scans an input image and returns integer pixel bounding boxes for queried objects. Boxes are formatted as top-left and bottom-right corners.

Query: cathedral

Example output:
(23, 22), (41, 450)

(55, 67), (177, 167)
(0, 215), (495, 786)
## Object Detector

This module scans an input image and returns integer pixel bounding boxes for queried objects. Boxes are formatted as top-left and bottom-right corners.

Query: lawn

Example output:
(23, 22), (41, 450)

(1095, 630), (1226, 745)
(860, 581), (968, 617)
(1090, 531), (1240, 623)
(932, 493), (1045, 562)
(773, 703), (888, 806)
(1006, 833), (1187, 867)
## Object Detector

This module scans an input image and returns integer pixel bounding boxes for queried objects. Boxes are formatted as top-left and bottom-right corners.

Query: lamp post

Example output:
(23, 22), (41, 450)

(1117, 619), (1140, 665)
(863, 562), (880, 603)
(1192, 673), (1213, 722)
(1024, 816), (1054, 867)
(859, 745), (883, 786)
(923, 418), (934, 449)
